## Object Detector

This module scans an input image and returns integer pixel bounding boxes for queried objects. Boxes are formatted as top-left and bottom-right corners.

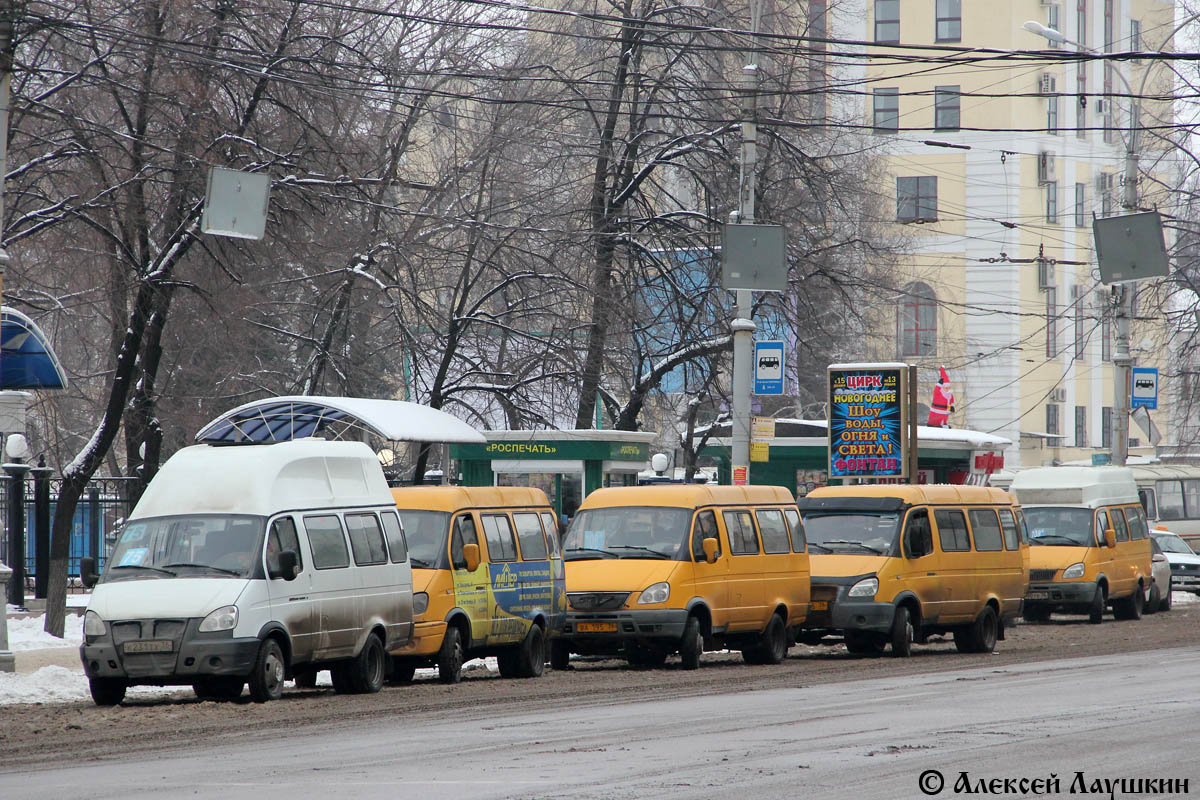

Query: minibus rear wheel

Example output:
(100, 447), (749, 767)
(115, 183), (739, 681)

(743, 613), (787, 665)
(347, 633), (386, 693)
(514, 623), (546, 678)
(1112, 585), (1144, 621)
(954, 606), (997, 654)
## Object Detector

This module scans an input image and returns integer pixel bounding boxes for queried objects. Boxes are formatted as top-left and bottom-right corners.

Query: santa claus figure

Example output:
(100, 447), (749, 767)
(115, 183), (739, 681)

(927, 366), (954, 428)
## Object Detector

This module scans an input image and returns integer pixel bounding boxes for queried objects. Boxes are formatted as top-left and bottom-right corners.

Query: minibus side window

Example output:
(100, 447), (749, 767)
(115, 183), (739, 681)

(540, 512), (562, 557)
(345, 513), (388, 566)
(903, 509), (932, 558)
(481, 514), (519, 562)
(1126, 506), (1149, 540)
(1185, 480), (1200, 518)
(783, 508), (807, 553)
(968, 509), (1003, 551)
(1157, 480), (1184, 520)
(379, 511), (408, 563)
(691, 510), (721, 560)
(998, 509), (1020, 550)
(513, 512), (549, 560)
(934, 509), (970, 552)
(268, 517), (303, 575)
(1096, 510), (1110, 545)
(755, 509), (791, 554)
(722, 510), (760, 555)
(1109, 508), (1130, 542)
(1138, 489), (1157, 521)
(304, 515), (350, 570)
(450, 515), (479, 570)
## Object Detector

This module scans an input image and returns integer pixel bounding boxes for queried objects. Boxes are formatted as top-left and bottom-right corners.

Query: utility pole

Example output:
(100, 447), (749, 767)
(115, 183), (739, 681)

(0, 0), (13, 293)
(1111, 81), (1140, 466)
(730, 61), (758, 483)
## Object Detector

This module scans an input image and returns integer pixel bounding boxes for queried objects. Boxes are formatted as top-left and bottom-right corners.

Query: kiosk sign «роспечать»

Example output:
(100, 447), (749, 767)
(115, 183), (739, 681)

(827, 363), (908, 480)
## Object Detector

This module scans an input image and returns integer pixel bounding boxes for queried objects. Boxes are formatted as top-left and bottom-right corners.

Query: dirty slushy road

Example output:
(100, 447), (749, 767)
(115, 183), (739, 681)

(2, 607), (1197, 799)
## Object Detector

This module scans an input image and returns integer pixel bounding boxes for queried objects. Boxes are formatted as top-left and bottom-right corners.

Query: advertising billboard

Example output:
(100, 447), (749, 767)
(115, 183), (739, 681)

(828, 364), (908, 480)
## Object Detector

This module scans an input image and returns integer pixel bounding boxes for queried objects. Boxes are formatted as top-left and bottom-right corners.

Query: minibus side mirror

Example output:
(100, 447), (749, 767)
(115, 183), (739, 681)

(80, 556), (99, 590)
(270, 550), (300, 581)
(1104, 528), (1116, 548)
(702, 537), (719, 564)
(463, 543), (481, 572)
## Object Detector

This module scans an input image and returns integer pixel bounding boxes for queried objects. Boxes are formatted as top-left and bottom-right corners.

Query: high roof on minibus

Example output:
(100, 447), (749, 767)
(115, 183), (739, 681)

(129, 439), (395, 520)
(390, 485), (551, 513)
(579, 484), (795, 510)
(800, 484), (1014, 507)
(1009, 466), (1139, 508)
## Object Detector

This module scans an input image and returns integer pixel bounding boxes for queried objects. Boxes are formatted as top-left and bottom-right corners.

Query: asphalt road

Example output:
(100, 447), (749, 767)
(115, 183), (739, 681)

(6, 646), (1196, 800)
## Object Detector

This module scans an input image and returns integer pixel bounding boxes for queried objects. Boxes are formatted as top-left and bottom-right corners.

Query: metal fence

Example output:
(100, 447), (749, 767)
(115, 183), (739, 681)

(0, 475), (138, 596)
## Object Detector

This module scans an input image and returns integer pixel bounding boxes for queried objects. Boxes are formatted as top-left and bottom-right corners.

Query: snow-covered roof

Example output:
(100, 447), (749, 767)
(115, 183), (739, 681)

(694, 418), (1011, 450)
(195, 395), (486, 445)
(132, 439), (395, 519)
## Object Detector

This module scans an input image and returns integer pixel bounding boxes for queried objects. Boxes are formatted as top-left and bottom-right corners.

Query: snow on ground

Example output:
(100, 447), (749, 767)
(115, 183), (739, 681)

(0, 602), (496, 706)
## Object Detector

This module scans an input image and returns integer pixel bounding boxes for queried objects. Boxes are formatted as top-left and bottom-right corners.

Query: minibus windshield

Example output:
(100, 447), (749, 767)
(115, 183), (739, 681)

(563, 507), (691, 560)
(801, 512), (900, 556)
(1024, 507), (1096, 546)
(101, 515), (265, 582)
(396, 510), (450, 568)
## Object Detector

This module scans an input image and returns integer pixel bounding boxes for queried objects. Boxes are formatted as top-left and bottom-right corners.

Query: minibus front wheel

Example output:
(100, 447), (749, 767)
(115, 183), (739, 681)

(889, 607), (913, 658)
(679, 616), (703, 670)
(89, 677), (127, 706)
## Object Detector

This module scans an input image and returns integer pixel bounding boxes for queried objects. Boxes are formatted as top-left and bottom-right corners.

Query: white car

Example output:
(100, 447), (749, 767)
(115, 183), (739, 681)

(1151, 531), (1200, 598)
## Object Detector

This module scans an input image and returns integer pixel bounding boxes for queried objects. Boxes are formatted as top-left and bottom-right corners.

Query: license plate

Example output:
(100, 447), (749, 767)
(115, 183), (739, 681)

(123, 639), (173, 654)
(811, 600), (829, 611)
(576, 621), (618, 633)
(1026, 592), (1049, 601)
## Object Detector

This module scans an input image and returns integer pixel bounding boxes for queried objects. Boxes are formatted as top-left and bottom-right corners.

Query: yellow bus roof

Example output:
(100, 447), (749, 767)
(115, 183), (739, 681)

(805, 484), (1016, 506)
(390, 485), (551, 513)
(579, 484), (795, 510)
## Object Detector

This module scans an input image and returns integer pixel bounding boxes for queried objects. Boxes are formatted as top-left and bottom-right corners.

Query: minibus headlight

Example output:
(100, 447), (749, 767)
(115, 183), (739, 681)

(83, 610), (106, 637)
(198, 605), (238, 632)
(637, 581), (670, 605)
(413, 592), (429, 616)
(847, 577), (879, 598)
(1061, 562), (1086, 579)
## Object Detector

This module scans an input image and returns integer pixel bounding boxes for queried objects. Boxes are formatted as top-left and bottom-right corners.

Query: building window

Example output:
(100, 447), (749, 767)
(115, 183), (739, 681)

(1073, 285), (1085, 357)
(873, 88), (899, 132)
(1048, 5), (1061, 49)
(1046, 181), (1058, 224)
(1100, 294), (1113, 360)
(1074, 182), (1086, 226)
(1075, 406), (1087, 447)
(1046, 286), (1058, 357)
(1098, 172), (1114, 216)
(1130, 19), (1141, 62)
(874, 0), (900, 43)
(1102, 406), (1113, 448)
(934, 86), (960, 130)
(1077, 0), (1087, 48)
(1103, 0), (1113, 51)
(1047, 404), (1061, 437)
(1047, 94), (1059, 134)
(898, 282), (937, 357)
(935, 0), (961, 42)
(897, 176), (937, 222)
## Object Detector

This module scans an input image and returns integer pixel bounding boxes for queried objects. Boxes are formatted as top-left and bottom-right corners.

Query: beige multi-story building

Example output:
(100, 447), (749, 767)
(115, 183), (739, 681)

(840, 0), (1177, 467)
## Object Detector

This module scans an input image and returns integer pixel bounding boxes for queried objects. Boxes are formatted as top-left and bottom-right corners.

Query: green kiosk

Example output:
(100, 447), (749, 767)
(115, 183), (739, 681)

(453, 429), (658, 520)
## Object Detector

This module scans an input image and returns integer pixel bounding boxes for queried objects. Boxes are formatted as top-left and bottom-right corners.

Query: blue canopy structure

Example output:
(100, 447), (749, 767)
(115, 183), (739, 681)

(1, 307), (68, 390)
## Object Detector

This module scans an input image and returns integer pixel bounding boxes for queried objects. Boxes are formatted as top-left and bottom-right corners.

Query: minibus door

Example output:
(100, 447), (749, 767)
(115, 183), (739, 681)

(689, 510), (728, 626)
(898, 508), (940, 622)
(449, 513), (491, 646)
(266, 515), (315, 663)
(720, 509), (765, 630)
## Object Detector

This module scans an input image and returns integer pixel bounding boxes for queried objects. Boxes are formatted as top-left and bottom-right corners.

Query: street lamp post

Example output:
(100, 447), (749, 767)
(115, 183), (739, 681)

(1022, 18), (1189, 465)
